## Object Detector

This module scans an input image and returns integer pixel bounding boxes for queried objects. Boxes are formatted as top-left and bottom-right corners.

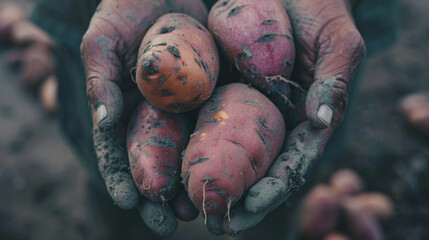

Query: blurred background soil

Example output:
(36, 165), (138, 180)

(1, 0), (428, 239)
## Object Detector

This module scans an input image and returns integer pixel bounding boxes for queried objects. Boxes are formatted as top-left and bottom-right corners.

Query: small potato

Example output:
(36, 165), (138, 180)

(21, 43), (54, 91)
(127, 101), (190, 202)
(11, 20), (55, 47)
(344, 193), (394, 221)
(399, 93), (429, 136)
(300, 185), (340, 239)
(39, 75), (57, 114)
(0, 2), (26, 43)
(323, 233), (351, 240)
(136, 13), (219, 113)
(342, 200), (383, 240)
(330, 169), (363, 197)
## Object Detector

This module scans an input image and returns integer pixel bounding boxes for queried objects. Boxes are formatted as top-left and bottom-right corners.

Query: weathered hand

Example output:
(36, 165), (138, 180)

(210, 0), (366, 236)
(81, 0), (207, 236)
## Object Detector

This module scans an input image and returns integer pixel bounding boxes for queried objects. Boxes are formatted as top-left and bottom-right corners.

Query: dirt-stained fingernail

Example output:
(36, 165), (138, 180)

(96, 104), (107, 125)
(317, 104), (333, 127)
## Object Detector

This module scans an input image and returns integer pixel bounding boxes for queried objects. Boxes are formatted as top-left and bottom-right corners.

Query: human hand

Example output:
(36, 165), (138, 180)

(81, 0), (207, 236)
(208, 0), (366, 235)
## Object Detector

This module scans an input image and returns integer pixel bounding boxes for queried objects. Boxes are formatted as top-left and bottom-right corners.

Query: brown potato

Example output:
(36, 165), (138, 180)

(136, 13), (219, 113)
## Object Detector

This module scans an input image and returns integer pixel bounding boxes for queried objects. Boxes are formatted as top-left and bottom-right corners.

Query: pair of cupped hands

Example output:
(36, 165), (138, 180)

(81, 0), (365, 237)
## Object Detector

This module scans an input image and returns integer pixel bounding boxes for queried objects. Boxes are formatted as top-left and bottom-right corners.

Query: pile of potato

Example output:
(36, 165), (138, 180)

(0, 2), (57, 114)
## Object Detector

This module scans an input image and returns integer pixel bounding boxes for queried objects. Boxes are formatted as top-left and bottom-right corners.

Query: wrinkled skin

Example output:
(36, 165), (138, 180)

(210, 0), (366, 236)
(81, 0), (207, 236)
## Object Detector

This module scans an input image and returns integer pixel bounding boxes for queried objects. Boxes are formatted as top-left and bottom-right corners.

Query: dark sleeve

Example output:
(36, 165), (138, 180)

(31, 0), (100, 48)
(354, 0), (399, 55)
(31, 0), (107, 192)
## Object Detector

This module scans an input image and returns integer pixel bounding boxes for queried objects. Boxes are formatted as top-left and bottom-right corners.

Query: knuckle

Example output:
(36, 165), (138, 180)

(81, 30), (95, 56)
(337, 27), (366, 59)
(333, 79), (348, 102)
(86, 77), (100, 102)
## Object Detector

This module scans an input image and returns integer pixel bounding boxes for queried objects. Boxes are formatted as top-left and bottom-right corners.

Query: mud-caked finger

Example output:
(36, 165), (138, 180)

(137, 200), (178, 238)
(306, 22), (366, 129)
(222, 204), (268, 237)
(89, 80), (139, 210)
(245, 121), (333, 214)
(206, 214), (225, 236)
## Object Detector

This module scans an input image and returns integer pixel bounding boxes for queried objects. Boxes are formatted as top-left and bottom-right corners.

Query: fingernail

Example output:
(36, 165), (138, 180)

(96, 104), (107, 125)
(317, 104), (333, 127)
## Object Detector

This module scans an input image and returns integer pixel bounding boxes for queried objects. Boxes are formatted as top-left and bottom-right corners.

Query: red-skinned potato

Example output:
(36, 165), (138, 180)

(127, 101), (190, 202)
(323, 233), (351, 240)
(344, 193), (394, 221)
(208, 0), (295, 111)
(182, 83), (285, 216)
(39, 75), (57, 114)
(0, 2), (26, 44)
(300, 185), (340, 239)
(11, 20), (55, 47)
(21, 43), (54, 91)
(342, 200), (383, 240)
(136, 13), (219, 113)
(330, 169), (363, 197)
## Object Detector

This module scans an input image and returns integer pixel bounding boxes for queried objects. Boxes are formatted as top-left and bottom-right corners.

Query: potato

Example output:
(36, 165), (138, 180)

(11, 20), (55, 47)
(127, 101), (190, 202)
(21, 43), (54, 91)
(182, 83), (285, 215)
(0, 2), (26, 44)
(208, 0), (295, 111)
(39, 75), (57, 114)
(136, 13), (219, 113)
(300, 185), (340, 239)
(330, 169), (363, 196)
(399, 93), (429, 136)
(323, 233), (351, 240)
(342, 200), (383, 240)
(344, 193), (394, 221)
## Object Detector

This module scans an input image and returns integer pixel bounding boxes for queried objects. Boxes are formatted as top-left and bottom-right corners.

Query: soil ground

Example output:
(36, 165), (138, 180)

(1, 0), (428, 239)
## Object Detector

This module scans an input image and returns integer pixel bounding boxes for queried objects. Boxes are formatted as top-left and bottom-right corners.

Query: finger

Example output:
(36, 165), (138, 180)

(206, 214), (225, 236)
(137, 200), (178, 238)
(171, 187), (199, 222)
(223, 204), (268, 237)
(306, 20), (366, 129)
(82, 24), (138, 209)
(244, 177), (289, 214)
(245, 121), (333, 213)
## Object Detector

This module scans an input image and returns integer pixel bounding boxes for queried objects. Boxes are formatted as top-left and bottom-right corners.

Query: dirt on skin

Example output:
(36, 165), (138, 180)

(1, 0), (429, 240)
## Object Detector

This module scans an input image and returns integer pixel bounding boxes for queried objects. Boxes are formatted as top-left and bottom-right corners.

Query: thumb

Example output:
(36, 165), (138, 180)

(306, 23), (366, 129)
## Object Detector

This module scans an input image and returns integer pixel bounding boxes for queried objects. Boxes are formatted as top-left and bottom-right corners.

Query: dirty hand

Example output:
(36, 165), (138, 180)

(212, 0), (366, 236)
(81, 0), (206, 237)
